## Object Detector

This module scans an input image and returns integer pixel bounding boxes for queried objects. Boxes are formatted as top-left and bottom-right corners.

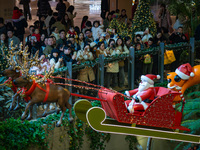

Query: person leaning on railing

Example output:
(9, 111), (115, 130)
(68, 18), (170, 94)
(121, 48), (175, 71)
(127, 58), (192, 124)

(76, 44), (95, 94)
(116, 37), (129, 89)
(105, 39), (121, 90)
(169, 26), (188, 71)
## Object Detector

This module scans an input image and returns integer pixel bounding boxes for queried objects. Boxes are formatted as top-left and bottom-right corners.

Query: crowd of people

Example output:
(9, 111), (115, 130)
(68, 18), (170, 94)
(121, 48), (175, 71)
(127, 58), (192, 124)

(0, 1), (199, 91)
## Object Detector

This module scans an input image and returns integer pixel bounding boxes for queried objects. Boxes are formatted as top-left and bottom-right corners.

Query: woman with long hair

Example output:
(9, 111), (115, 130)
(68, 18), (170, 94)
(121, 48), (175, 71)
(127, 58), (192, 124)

(81, 16), (88, 31)
(62, 13), (73, 32)
(116, 37), (129, 88)
(66, 5), (77, 27)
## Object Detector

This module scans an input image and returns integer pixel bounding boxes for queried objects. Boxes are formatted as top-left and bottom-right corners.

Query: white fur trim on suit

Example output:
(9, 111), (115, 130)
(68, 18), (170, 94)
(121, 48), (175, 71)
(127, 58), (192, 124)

(128, 105), (134, 113)
(157, 75), (161, 79)
(125, 91), (130, 97)
(141, 75), (154, 84)
(137, 96), (142, 102)
(190, 72), (194, 77)
(141, 101), (148, 110)
(175, 69), (190, 80)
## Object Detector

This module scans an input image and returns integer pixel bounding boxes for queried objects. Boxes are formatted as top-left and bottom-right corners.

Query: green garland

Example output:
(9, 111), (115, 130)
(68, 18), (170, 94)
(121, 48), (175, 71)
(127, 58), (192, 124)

(53, 42), (193, 74)
(85, 125), (111, 150)
(125, 135), (138, 150)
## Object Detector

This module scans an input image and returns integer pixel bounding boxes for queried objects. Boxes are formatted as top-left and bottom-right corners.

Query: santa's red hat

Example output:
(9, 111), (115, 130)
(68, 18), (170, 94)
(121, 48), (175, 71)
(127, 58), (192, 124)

(141, 74), (161, 85)
(175, 63), (194, 80)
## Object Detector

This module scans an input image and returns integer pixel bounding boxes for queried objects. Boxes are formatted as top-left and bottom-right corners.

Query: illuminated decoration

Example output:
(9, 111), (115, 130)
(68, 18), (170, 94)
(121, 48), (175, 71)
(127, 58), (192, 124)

(132, 0), (157, 37)
(109, 18), (132, 40)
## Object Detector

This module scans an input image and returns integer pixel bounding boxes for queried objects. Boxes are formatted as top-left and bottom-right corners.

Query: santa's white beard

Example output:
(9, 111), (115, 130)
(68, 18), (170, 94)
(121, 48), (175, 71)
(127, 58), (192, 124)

(138, 82), (151, 92)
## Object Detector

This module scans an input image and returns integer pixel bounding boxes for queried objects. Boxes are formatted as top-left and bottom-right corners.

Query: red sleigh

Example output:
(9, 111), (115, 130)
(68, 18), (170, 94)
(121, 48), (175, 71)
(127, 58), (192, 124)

(98, 87), (190, 131)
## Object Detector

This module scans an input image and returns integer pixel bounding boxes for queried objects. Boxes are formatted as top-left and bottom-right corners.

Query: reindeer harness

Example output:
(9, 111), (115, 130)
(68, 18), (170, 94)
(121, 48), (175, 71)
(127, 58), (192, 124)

(4, 77), (18, 93)
(21, 80), (50, 103)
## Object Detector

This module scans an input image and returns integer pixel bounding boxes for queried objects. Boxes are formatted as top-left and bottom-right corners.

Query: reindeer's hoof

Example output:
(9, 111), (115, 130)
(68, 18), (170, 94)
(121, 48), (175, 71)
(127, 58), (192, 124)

(42, 113), (47, 117)
(56, 122), (61, 127)
(56, 109), (60, 114)
(26, 116), (32, 120)
(9, 106), (14, 111)
(14, 106), (20, 111)
(21, 116), (26, 120)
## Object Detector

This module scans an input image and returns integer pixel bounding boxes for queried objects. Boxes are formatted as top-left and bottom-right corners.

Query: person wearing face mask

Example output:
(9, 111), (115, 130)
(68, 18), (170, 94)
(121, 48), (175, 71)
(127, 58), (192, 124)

(125, 74), (160, 113)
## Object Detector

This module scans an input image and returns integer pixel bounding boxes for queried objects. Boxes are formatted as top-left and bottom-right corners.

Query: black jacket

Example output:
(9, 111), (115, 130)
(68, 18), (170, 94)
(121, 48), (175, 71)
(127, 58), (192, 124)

(169, 32), (188, 44)
(195, 24), (200, 41)
(60, 52), (77, 66)
(13, 17), (28, 35)
(56, 2), (66, 18)
(0, 25), (6, 35)
(37, 0), (51, 16)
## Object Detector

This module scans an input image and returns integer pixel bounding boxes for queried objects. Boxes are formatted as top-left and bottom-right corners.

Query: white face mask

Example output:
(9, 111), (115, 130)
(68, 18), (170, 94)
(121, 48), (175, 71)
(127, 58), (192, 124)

(138, 80), (151, 92)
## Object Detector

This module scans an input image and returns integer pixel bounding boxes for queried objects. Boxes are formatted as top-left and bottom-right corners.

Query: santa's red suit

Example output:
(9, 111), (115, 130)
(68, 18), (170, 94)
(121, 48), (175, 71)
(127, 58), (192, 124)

(126, 87), (157, 112)
(125, 74), (160, 113)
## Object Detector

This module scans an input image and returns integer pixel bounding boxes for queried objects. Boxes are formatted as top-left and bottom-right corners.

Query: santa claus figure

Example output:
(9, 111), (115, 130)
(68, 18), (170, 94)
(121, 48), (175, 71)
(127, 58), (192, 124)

(125, 74), (160, 113)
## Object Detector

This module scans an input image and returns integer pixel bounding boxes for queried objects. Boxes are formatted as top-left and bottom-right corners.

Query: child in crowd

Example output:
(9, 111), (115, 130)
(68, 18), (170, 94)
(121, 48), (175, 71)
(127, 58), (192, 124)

(51, 27), (60, 40)
(12, 6), (22, 19)
(92, 20), (103, 41)
(67, 26), (78, 39)
(32, 28), (41, 42)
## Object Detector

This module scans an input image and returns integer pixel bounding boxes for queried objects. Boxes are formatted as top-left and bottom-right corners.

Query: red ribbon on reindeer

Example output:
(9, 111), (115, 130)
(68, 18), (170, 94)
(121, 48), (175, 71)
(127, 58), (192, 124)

(20, 80), (50, 103)
(4, 77), (18, 93)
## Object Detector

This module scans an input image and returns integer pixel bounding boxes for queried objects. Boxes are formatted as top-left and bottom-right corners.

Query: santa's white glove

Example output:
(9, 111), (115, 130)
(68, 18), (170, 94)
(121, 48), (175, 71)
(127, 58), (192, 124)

(128, 105), (134, 113)
(128, 100), (135, 107)
(132, 95), (140, 103)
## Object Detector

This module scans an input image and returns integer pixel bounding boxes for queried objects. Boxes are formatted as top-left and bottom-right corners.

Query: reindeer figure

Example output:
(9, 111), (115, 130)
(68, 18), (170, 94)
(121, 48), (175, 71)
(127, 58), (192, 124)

(1, 42), (23, 110)
(13, 76), (73, 127)
(2, 67), (21, 110)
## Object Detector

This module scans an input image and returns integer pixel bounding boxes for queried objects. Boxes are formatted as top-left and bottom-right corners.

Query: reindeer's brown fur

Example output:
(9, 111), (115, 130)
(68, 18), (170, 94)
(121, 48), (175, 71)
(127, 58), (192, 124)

(3, 67), (21, 110)
(14, 77), (72, 126)
(3, 67), (21, 80)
